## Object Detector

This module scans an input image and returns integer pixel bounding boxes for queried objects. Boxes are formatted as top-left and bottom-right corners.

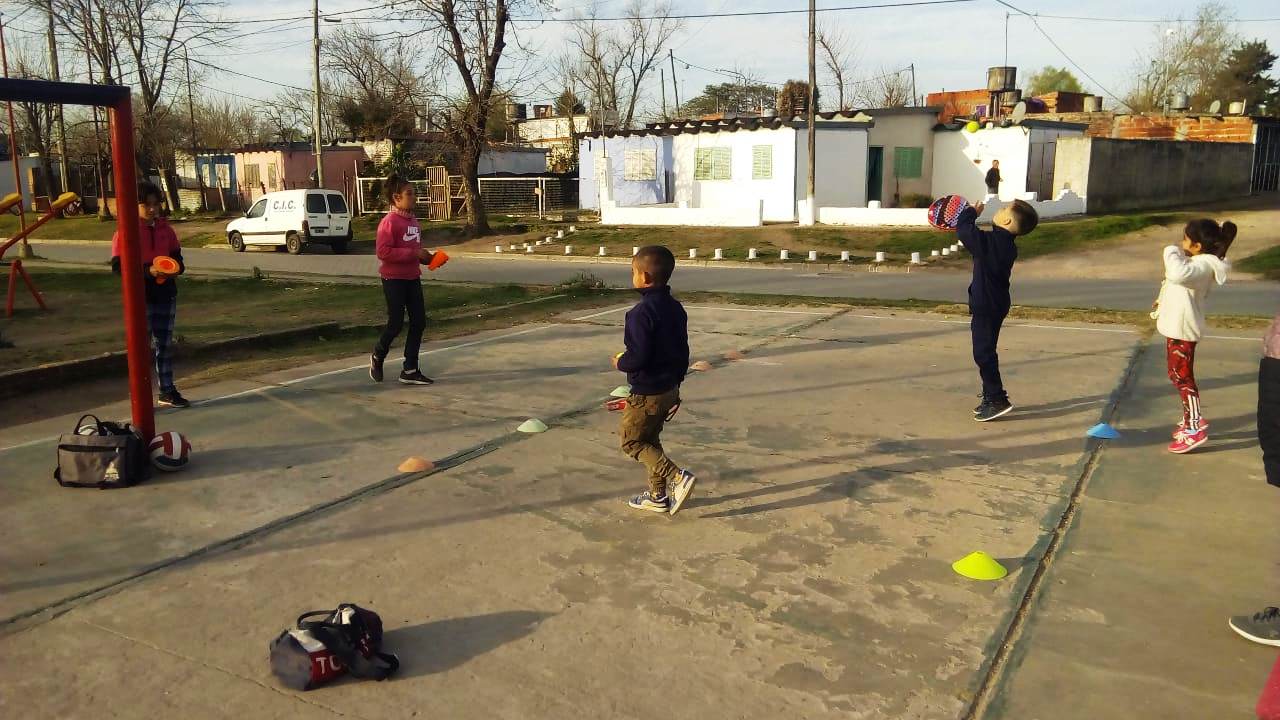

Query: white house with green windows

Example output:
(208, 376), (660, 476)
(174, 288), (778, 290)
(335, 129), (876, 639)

(860, 106), (942, 207)
(578, 112), (872, 223)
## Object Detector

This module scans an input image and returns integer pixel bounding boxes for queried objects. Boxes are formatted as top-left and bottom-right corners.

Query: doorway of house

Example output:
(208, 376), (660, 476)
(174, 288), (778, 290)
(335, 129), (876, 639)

(867, 146), (884, 203)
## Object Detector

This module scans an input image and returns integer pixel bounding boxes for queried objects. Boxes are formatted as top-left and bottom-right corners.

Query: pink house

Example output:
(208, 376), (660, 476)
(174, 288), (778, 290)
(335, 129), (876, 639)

(233, 143), (367, 204)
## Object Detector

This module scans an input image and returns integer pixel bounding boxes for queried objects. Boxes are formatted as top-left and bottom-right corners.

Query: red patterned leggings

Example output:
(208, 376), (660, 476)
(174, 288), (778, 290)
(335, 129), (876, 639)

(1166, 338), (1202, 431)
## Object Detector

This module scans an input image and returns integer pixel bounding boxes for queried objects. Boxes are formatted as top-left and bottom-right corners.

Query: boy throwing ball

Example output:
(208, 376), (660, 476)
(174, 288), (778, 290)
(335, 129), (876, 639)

(957, 199), (1038, 422)
(614, 245), (697, 515)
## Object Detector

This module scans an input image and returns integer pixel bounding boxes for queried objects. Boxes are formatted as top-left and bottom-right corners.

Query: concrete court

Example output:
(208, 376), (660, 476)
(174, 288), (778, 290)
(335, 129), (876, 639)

(0, 302), (1271, 718)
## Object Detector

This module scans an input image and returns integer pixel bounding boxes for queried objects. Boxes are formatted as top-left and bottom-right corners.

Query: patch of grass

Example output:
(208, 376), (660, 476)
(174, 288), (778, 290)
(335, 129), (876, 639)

(1016, 212), (1188, 259)
(0, 267), (552, 371)
(1237, 245), (1280, 280)
(679, 290), (1275, 329)
(0, 212), (120, 242)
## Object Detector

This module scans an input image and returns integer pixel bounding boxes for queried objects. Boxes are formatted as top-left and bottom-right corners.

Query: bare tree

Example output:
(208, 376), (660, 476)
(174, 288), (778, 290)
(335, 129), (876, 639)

(859, 67), (913, 108)
(111, 0), (221, 207)
(325, 26), (436, 137)
(1125, 2), (1238, 111)
(569, 1), (681, 129)
(816, 24), (859, 111)
(414, 0), (538, 237)
(9, 38), (58, 205)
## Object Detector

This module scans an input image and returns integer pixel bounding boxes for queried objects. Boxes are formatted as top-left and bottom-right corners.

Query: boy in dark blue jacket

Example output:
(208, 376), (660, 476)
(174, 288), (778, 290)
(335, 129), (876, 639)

(613, 245), (697, 515)
(956, 199), (1038, 422)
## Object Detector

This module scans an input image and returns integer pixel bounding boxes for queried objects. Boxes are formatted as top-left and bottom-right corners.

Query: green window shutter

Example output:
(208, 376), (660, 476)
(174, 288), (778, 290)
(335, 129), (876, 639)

(712, 147), (732, 180)
(695, 148), (714, 180)
(752, 145), (773, 180)
(893, 147), (924, 179)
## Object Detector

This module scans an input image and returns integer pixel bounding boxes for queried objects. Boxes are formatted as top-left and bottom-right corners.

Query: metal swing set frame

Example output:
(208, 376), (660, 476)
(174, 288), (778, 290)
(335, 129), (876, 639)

(0, 76), (155, 440)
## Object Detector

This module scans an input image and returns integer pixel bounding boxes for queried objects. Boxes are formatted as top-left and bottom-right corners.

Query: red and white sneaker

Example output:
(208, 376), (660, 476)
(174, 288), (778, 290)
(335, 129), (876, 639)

(1172, 418), (1209, 438)
(1168, 428), (1208, 454)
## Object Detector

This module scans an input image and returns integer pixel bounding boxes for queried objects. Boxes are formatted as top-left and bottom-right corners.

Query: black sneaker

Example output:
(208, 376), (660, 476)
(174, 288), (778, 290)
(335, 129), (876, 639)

(1230, 607), (1280, 646)
(975, 397), (1013, 422)
(628, 491), (669, 514)
(974, 393), (984, 415)
(399, 369), (434, 385)
(369, 353), (384, 382)
(158, 389), (191, 408)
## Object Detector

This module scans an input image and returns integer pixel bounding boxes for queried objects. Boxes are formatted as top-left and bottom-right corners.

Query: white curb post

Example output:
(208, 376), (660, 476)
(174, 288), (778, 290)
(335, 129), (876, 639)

(942, 248), (951, 256)
(748, 248), (758, 260)
(840, 250), (851, 262)
(564, 245), (572, 254)
(931, 250), (941, 257)
(807, 250), (818, 261)
(526, 245), (534, 253)
(495, 245), (502, 253)
(714, 248), (724, 260)
(911, 252), (922, 264)
(874, 251), (886, 263)
(689, 248), (698, 259)
(599, 246), (607, 256)
(780, 249), (790, 260)
(569, 225), (576, 233)
(557, 230), (565, 239)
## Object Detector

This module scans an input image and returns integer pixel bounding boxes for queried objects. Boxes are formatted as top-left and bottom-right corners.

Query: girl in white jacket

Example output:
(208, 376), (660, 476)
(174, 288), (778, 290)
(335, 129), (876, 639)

(1152, 219), (1237, 453)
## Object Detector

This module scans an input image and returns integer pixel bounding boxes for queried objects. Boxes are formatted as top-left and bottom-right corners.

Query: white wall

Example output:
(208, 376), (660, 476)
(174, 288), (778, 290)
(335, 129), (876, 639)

(794, 125), (869, 216)
(672, 126), (798, 222)
(478, 149), (548, 175)
(931, 126), (1032, 202)
(0, 157), (62, 209)
(866, 113), (936, 205)
(600, 199), (763, 227)
(819, 188), (1087, 226)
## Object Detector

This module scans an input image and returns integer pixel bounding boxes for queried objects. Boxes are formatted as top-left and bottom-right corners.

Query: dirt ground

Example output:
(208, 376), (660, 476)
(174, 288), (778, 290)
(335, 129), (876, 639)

(1016, 201), (1280, 280)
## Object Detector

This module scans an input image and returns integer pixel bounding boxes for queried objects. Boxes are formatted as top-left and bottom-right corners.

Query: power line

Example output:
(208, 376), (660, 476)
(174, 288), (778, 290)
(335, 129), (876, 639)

(339, 0), (979, 23)
(995, 0), (1131, 111)
(1031, 12), (1280, 24)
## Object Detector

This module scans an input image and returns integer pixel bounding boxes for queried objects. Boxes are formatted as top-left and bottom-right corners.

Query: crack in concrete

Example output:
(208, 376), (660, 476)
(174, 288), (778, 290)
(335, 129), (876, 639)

(3, 307), (849, 636)
(962, 336), (1151, 720)
(78, 619), (358, 718)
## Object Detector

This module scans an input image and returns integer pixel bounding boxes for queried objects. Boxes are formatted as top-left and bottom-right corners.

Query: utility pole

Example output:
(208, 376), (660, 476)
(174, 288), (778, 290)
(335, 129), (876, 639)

(45, 0), (68, 194)
(668, 50), (679, 117)
(183, 47), (207, 211)
(312, 0), (324, 188)
(909, 63), (918, 107)
(660, 68), (667, 120)
(803, 0), (816, 226)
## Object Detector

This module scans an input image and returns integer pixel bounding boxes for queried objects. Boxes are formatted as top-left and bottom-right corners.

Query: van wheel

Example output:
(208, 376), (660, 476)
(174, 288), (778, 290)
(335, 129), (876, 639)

(285, 232), (304, 255)
(228, 232), (245, 252)
(330, 240), (349, 255)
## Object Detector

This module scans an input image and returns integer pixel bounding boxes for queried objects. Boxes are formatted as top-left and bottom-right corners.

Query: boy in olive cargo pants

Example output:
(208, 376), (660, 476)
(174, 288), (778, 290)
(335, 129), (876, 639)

(613, 245), (697, 516)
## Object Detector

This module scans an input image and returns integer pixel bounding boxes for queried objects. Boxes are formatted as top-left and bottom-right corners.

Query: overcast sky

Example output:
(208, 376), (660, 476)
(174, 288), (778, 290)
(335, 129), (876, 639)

(8, 0), (1280, 115)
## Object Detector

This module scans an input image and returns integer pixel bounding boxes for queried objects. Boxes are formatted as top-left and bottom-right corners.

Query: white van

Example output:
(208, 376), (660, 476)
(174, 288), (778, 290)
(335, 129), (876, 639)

(225, 189), (352, 254)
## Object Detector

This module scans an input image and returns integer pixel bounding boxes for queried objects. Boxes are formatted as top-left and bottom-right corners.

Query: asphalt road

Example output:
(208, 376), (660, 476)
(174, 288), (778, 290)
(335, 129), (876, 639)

(29, 242), (1280, 315)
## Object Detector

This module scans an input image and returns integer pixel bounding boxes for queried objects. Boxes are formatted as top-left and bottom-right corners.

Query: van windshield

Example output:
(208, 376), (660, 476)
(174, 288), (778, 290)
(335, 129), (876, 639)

(327, 194), (348, 214)
(306, 193), (327, 214)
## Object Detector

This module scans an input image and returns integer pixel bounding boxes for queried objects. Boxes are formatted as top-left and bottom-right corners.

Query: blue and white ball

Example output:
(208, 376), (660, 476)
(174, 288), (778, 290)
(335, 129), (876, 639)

(148, 431), (192, 472)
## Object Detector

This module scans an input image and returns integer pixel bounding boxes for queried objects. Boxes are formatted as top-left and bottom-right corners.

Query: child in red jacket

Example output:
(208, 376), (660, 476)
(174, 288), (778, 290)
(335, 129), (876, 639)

(110, 181), (189, 408)
(369, 175), (436, 385)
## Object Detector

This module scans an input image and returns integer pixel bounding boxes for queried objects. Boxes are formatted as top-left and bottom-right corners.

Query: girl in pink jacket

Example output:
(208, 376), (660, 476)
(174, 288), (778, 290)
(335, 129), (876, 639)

(369, 175), (436, 385)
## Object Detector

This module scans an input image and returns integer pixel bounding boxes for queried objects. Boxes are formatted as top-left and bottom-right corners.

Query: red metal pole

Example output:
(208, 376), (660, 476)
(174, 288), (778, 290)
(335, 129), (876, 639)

(109, 99), (153, 440)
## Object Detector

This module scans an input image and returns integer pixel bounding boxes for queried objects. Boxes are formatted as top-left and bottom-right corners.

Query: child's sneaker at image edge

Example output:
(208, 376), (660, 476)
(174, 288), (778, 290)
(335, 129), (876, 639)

(1173, 417), (1209, 438)
(628, 492), (669, 514)
(1229, 607), (1280, 647)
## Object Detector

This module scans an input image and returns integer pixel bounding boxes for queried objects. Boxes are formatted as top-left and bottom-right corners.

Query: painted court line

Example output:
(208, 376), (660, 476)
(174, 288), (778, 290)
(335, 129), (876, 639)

(0, 326), (557, 455)
(682, 306), (834, 316)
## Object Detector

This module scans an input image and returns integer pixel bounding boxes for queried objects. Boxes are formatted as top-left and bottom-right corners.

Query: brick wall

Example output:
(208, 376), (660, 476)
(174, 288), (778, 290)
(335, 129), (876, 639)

(926, 90), (992, 123)
(1110, 115), (1256, 143)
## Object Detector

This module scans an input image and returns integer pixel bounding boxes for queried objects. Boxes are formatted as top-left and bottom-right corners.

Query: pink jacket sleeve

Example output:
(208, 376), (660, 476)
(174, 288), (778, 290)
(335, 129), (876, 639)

(376, 216), (418, 264)
(110, 230), (121, 259)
